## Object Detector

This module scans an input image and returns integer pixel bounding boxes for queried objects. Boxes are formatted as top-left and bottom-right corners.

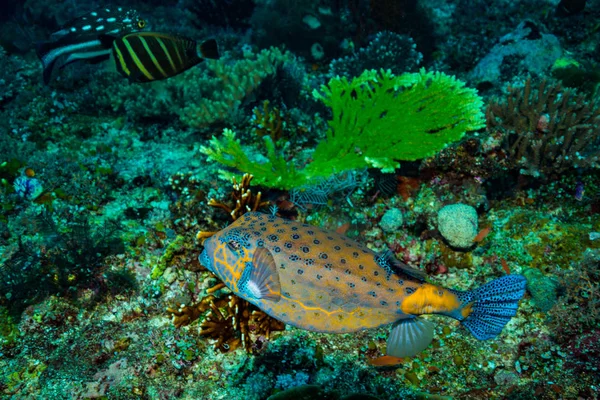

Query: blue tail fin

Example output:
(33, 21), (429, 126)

(461, 275), (527, 340)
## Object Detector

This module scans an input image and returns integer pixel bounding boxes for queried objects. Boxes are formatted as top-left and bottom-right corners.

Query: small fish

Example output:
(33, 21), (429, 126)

(199, 212), (527, 358)
(575, 181), (585, 201)
(36, 7), (146, 84)
(104, 32), (220, 83)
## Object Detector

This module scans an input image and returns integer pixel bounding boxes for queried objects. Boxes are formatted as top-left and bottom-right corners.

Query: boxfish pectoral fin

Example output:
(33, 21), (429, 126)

(238, 247), (282, 302)
(386, 317), (435, 358)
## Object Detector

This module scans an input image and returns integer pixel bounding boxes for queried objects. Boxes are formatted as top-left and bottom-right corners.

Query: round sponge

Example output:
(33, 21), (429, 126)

(437, 203), (478, 249)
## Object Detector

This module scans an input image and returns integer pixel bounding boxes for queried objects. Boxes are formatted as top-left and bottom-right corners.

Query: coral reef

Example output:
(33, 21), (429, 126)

(91, 46), (296, 129)
(330, 31), (423, 78)
(487, 77), (600, 178)
(0, 46), (26, 106)
(470, 21), (562, 88)
(168, 173), (283, 354)
(1, 0), (600, 398)
(203, 69), (484, 189)
(0, 209), (129, 316)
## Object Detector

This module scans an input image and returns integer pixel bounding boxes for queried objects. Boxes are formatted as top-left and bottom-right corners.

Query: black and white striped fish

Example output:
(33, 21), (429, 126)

(36, 7), (146, 84)
(104, 32), (219, 83)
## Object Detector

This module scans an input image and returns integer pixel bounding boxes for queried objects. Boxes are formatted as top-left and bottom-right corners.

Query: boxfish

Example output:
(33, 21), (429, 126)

(199, 212), (526, 357)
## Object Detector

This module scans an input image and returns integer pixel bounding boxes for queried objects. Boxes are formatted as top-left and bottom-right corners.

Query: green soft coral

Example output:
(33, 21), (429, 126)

(200, 129), (305, 188)
(202, 69), (485, 189)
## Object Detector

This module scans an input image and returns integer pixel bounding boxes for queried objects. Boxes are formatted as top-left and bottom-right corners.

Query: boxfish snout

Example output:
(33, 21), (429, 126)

(199, 237), (216, 273)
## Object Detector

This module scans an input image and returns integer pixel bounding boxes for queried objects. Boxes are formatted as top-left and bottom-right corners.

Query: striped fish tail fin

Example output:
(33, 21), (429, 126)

(198, 39), (219, 60)
(461, 275), (527, 340)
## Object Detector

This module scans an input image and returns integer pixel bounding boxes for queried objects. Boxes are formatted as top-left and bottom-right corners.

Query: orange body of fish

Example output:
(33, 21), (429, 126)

(199, 212), (526, 357)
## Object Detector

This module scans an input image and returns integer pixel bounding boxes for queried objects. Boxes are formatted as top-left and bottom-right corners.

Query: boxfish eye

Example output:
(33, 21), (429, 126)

(137, 19), (146, 28)
(227, 240), (240, 251)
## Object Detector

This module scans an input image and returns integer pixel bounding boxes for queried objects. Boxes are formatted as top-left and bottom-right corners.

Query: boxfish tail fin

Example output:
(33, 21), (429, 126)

(461, 274), (527, 340)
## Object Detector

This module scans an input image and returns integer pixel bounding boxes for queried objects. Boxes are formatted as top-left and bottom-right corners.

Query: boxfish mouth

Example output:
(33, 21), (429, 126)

(199, 246), (214, 273)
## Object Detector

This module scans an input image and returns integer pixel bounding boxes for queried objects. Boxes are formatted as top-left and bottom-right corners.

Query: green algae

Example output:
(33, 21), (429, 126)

(3, 360), (47, 396)
(440, 246), (473, 269)
(151, 235), (186, 280)
(0, 307), (19, 348)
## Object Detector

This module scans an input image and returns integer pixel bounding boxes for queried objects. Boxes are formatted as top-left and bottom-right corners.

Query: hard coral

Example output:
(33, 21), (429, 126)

(93, 47), (293, 128)
(169, 293), (285, 353)
(330, 31), (422, 78)
(487, 77), (600, 178)
(204, 173), (269, 224)
(252, 100), (285, 142)
(170, 174), (282, 353)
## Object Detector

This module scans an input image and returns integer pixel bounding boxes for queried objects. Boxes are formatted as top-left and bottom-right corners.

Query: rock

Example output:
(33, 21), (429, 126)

(494, 370), (519, 386)
(379, 208), (403, 233)
(470, 21), (562, 87)
(267, 384), (335, 400)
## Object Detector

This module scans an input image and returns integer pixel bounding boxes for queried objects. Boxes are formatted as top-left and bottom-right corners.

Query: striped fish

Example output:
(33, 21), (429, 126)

(36, 7), (146, 84)
(106, 32), (220, 83)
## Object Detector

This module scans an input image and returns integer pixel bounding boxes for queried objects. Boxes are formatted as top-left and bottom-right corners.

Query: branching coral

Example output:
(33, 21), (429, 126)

(252, 100), (285, 142)
(330, 31), (422, 78)
(197, 174), (269, 241)
(486, 77), (600, 178)
(169, 293), (285, 353)
(202, 68), (485, 189)
(169, 174), (282, 353)
(180, 47), (293, 128)
(94, 47), (294, 128)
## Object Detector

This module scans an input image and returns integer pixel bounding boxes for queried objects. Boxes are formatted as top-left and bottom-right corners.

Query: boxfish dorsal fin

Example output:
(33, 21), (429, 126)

(239, 247), (281, 302)
(386, 317), (435, 358)
(377, 250), (427, 282)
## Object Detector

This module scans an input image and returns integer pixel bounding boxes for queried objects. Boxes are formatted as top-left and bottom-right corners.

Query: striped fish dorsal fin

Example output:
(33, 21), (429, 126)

(129, 32), (196, 50)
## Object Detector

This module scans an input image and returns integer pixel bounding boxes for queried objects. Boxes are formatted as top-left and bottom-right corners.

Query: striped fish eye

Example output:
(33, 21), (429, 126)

(137, 19), (146, 28)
